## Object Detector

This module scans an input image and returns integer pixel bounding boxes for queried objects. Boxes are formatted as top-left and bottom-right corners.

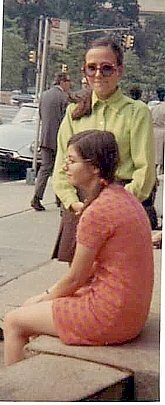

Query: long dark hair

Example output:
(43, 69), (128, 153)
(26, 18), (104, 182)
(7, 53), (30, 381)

(68, 130), (119, 207)
(71, 37), (123, 120)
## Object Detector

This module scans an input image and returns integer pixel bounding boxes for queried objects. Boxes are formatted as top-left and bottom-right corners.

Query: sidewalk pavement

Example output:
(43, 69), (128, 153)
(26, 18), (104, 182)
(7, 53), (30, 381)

(0, 178), (162, 401)
(0, 177), (55, 218)
(0, 178), (62, 285)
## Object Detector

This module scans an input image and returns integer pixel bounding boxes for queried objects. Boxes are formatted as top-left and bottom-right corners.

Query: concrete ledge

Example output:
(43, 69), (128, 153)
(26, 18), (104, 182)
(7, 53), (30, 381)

(0, 250), (161, 400)
(25, 313), (159, 401)
(26, 315), (159, 373)
(0, 353), (133, 401)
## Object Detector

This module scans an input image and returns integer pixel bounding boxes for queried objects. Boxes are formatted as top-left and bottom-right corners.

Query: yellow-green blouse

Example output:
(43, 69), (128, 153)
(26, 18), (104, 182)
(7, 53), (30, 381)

(52, 88), (155, 209)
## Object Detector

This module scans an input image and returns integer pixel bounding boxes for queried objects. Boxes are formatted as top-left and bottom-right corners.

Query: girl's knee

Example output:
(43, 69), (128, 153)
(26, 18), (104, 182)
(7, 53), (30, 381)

(4, 309), (21, 334)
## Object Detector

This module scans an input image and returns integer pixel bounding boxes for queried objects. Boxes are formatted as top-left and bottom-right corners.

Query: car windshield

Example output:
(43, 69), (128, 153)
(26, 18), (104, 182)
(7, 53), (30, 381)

(12, 105), (39, 124)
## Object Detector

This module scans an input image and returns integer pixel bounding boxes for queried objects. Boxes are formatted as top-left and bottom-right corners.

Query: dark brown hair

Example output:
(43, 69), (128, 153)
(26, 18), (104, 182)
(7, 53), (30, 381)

(68, 130), (119, 208)
(87, 37), (124, 66)
(68, 129), (119, 182)
(71, 37), (123, 120)
(54, 72), (70, 85)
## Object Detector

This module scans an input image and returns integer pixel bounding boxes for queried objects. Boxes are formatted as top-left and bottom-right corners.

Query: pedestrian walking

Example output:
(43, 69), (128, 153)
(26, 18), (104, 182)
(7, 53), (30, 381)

(51, 36), (156, 263)
(4, 130), (154, 366)
(151, 87), (165, 175)
(31, 72), (71, 211)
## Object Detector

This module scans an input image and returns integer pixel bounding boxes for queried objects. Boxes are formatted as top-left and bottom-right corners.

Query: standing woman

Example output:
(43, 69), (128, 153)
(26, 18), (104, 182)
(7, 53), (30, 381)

(52, 36), (156, 263)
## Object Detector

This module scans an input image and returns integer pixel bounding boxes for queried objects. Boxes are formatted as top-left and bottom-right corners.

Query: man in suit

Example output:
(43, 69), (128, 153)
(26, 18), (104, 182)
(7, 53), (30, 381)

(31, 72), (71, 211)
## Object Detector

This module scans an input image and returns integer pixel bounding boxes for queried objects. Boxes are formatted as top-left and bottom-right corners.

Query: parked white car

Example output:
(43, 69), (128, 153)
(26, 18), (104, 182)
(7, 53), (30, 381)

(0, 103), (41, 168)
(10, 93), (35, 107)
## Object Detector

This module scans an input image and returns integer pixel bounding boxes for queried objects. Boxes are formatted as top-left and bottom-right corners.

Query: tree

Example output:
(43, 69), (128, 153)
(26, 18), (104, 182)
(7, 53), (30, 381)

(139, 14), (165, 92)
(110, 0), (139, 25)
(2, 28), (26, 90)
(120, 50), (142, 94)
(3, 0), (165, 94)
(4, 0), (42, 91)
(3, 0), (109, 90)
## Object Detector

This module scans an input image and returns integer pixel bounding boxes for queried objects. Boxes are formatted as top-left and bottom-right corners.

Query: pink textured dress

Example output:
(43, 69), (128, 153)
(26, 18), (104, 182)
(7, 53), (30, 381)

(52, 185), (154, 345)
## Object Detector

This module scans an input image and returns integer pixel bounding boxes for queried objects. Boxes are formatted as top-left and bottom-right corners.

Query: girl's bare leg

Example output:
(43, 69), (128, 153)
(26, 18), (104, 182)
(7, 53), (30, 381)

(4, 300), (58, 366)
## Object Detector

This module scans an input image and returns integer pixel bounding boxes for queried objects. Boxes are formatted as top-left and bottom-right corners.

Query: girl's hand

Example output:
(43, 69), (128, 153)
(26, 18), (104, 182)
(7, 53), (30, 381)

(71, 202), (84, 215)
(22, 293), (46, 306)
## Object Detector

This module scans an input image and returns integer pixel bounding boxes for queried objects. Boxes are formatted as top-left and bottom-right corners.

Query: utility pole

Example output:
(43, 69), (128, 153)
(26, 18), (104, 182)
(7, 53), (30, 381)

(26, 17), (50, 183)
(0, 0), (4, 100)
(35, 15), (44, 100)
(32, 16), (50, 171)
(38, 17), (50, 96)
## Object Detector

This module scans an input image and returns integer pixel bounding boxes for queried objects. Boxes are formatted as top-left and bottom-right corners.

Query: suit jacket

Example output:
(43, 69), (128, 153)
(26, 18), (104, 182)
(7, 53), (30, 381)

(39, 85), (68, 153)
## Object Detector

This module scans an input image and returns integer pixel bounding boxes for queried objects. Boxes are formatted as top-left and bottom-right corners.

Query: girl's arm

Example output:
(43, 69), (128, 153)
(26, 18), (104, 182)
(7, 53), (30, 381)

(23, 243), (97, 306)
(45, 243), (97, 299)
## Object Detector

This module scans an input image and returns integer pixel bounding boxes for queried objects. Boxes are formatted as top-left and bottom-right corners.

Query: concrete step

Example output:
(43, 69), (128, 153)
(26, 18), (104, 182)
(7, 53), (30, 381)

(25, 319), (159, 401)
(0, 250), (161, 401)
(0, 353), (133, 401)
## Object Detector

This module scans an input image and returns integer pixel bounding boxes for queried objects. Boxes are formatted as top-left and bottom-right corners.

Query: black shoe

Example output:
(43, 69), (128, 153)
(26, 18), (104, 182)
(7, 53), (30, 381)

(0, 328), (4, 341)
(31, 197), (45, 211)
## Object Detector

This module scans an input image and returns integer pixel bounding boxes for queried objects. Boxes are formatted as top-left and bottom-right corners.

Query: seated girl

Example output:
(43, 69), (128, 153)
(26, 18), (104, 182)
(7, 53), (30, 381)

(4, 130), (154, 366)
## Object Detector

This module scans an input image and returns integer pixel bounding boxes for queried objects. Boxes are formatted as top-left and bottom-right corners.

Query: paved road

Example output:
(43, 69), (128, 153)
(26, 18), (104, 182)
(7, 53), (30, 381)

(0, 104), (19, 124)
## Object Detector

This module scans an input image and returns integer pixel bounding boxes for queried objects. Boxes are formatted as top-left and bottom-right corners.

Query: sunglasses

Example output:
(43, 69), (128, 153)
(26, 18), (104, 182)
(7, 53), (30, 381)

(83, 63), (117, 77)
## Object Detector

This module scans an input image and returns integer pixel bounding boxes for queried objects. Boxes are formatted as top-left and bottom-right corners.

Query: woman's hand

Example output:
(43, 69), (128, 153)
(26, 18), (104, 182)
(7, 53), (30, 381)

(22, 292), (47, 306)
(71, 202), (84, 215)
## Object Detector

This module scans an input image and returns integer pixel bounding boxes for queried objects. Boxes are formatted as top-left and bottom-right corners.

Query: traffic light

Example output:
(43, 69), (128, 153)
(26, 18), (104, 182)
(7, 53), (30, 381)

(121, 34), (134, 50)
(121, 34), (127, 48)
(29, 50), (36, 63)
(61, 64), (68, 73)
(125, 35), (134, 49)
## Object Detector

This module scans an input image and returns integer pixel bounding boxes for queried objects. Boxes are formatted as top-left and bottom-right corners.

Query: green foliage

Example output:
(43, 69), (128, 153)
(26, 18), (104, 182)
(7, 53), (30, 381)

(120, 50), (141, 94)
(110, 0), (139, 25)
(2, 0), (165, 97)
(141, 14), (165, 90)
(2, 30), (26, 89)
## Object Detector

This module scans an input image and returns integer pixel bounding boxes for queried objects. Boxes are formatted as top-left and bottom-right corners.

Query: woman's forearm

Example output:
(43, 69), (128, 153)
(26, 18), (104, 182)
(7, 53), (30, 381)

(45, 274), (82, 300)
(44, 244), (96, 301)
